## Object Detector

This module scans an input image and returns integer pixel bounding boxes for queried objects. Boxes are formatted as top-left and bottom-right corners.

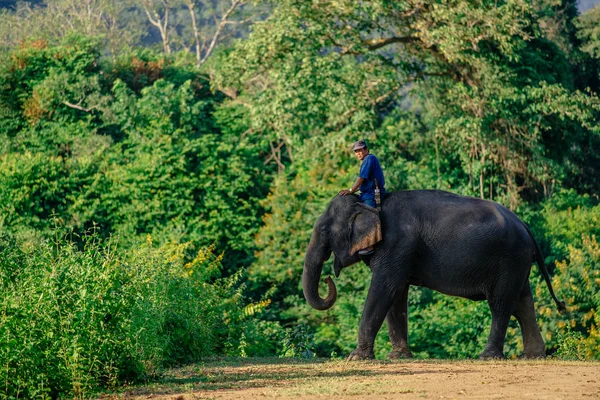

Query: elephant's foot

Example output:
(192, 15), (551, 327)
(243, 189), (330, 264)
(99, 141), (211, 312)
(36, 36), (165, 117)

(519, 352), (546, 359)
(479, 349), (505, 360)
(347, 347), (375, 361)
(520, 342), (546, 359)
(388, 349), (413, 359)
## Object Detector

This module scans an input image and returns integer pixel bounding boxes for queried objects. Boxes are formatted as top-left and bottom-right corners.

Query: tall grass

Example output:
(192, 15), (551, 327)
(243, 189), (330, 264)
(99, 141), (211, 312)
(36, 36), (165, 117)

(0, 232), (246, 398)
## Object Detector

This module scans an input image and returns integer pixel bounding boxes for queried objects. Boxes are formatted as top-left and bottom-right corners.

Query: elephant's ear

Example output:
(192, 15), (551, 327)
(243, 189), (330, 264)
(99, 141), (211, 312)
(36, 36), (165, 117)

(348, 203), (383, 255)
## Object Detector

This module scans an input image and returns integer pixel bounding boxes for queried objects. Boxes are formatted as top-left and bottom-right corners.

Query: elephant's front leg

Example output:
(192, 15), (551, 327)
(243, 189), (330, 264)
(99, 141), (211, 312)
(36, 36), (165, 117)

(386, 285), (413, 359)
(348, 275), (401, 360)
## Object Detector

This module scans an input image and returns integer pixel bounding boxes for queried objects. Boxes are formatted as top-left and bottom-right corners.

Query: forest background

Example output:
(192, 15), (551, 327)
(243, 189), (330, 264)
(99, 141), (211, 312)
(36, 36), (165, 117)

(1, 0), (600, 397)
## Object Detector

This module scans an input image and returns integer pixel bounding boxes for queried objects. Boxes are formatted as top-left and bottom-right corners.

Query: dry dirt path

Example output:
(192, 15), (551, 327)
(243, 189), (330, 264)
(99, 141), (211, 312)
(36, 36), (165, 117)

(110, 358), (600, 400)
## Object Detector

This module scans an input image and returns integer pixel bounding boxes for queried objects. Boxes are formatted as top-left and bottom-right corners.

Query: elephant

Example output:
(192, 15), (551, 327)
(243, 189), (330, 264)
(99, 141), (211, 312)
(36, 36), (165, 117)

(302, 190), (566, 360)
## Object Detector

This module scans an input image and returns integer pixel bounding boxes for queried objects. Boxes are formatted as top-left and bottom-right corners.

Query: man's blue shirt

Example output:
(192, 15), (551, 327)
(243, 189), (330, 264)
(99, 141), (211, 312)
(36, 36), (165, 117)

(358, 154), (385, 201)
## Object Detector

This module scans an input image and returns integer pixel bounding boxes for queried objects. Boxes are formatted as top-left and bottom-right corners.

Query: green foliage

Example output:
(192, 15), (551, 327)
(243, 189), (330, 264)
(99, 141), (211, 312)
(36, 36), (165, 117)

(576, 6), (600, 60)
(0, 232), (263, 397)
(525, 190), (600, 358)
(280, 323), (317, 359)
(534, 233), (600, 359)
(0, 36), (284, 398)
(215, 0), (600, 210)
(554, 327), (587, 360)
(0, 36), (273, 270)
(234, 319), (287, 358)
(540, 189), (600, 262)
(408, 292), (492, 359)
(0, 35), (104, 138)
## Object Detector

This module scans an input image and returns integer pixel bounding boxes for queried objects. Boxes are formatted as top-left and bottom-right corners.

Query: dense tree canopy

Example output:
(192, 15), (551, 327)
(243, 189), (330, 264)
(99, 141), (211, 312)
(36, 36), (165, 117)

(0, 35), (272, 269)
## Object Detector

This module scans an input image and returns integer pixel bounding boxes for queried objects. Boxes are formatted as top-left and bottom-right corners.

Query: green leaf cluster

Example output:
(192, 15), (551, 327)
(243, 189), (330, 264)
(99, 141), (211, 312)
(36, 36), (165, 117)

(0, 36), (272, 270)
(0, 232), (259, 397)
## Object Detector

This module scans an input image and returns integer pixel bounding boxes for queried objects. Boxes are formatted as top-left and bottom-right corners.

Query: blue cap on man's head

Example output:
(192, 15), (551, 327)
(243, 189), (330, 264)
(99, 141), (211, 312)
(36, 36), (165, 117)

(352, 140), (367, 151)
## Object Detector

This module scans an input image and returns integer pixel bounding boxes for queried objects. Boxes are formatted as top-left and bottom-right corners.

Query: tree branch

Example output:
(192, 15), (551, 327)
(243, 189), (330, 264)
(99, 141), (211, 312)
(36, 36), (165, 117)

(199, 0), (244, 65)
(184, 0), (202, 66)
(265, 140), (286, 173)
(373, 86), (400, 105)
(140, 0), (171, 53)
(63, 101), (98, 113)
(364, 36), (418, 51)
(337, 35), (418, 55)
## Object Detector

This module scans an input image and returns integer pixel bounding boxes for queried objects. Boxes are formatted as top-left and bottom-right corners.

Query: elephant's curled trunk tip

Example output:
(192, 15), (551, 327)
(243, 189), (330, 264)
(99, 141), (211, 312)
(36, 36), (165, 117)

(303, 274), (337, 311)
(320, 276), (337, 310)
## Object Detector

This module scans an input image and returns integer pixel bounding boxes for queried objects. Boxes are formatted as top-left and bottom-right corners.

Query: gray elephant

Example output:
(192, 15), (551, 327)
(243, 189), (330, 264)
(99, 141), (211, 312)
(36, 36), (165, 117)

(302, 190), (565, 360)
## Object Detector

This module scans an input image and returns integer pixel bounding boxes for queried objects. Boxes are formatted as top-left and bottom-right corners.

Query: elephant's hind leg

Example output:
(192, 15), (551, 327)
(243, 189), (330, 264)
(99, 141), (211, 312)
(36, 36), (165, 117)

(513, 281), (546, 358)
(480, 286), (520, 359)
(386, 285), (413, 359)
(480, 307), (511, 359)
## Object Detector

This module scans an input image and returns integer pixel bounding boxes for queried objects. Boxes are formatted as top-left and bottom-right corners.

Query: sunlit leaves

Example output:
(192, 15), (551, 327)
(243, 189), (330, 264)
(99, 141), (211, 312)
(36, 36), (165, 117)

(576, 5), (600, 60)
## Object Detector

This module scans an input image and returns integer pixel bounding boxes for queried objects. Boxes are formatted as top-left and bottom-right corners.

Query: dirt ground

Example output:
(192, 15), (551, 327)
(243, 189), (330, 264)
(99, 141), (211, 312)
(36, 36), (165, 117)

(115, 359), (600, 400)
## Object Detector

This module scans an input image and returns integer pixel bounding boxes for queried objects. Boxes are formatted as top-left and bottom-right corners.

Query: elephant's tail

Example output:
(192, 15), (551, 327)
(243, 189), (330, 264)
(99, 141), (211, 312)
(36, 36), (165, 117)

(525, 225), (567, 313)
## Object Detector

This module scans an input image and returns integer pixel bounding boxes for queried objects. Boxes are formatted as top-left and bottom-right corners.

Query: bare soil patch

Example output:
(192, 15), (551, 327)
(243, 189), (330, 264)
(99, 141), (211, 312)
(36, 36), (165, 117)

(108, 358), (600, 399)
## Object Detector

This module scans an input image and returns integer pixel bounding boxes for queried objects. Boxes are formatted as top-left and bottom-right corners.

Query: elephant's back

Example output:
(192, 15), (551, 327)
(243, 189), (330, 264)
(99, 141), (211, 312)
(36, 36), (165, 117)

(382, 189), (532, 252)
(380, 190), (535, 300)
(384, 189), (488, 208)
(384, 190), (518, 223)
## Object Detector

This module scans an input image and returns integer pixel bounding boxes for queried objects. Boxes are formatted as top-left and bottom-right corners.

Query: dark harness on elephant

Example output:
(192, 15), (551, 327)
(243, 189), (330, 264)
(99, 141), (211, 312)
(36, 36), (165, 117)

(374, 178), (382, 212)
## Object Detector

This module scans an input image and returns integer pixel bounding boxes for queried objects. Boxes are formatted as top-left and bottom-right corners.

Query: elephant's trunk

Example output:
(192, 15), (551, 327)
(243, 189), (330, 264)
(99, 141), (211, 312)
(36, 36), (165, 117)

(302, 237), (337, 310)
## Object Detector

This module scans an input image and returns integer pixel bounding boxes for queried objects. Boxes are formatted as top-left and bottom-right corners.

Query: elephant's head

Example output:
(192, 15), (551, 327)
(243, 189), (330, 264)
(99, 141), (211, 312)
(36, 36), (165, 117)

(302, 195), (382, 310)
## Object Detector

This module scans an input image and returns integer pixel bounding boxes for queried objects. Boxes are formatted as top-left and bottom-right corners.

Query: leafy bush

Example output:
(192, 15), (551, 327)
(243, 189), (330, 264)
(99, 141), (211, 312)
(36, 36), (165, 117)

(280, 323), (317, 358)
(540, 189), (600, 263)
(0, 232), (272, 398)
(526, 190), (600, 358)
(535, 234), (600, 359)
(554, 328), (587, 360)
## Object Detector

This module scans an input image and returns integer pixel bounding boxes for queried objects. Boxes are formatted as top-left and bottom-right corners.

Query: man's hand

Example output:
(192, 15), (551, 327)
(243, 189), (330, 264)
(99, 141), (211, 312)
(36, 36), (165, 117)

(339, 178), (363, 196)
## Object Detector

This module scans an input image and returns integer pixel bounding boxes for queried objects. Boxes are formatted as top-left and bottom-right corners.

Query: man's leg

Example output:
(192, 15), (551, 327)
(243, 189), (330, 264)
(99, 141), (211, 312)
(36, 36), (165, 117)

(362, 198), (376, 208)
(358, 196), (376, 255)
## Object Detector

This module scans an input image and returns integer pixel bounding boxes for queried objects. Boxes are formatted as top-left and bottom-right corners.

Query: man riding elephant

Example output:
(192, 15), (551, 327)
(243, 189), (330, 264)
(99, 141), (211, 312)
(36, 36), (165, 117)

(338, 139), (386, 209)
(338, 139), (385, 255)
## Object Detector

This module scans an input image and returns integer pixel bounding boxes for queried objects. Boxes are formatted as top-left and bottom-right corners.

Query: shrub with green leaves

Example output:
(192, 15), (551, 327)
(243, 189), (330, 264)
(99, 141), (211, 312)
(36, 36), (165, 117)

(535, 233), (600, 359)
(0, 232), (273, 398)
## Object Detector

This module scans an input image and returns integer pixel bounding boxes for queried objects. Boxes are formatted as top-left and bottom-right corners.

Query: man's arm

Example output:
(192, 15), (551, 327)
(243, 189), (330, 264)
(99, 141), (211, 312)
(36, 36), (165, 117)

(339, 177), (366, 196)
